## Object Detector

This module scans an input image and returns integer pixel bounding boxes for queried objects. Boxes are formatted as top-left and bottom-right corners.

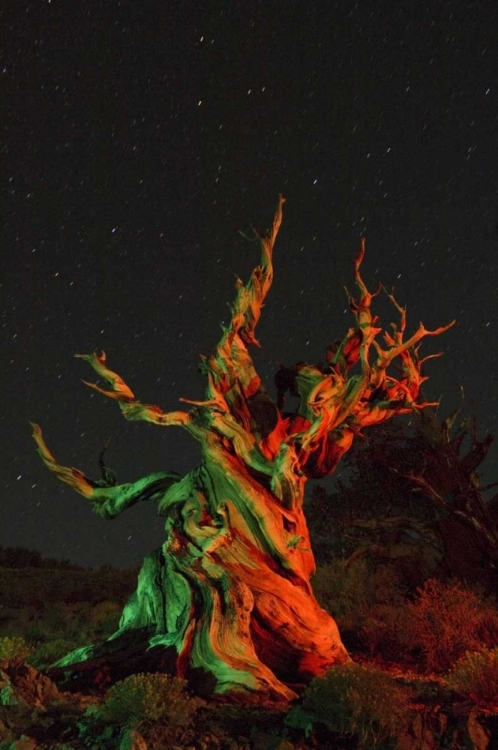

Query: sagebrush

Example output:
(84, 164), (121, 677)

(0, 636), (34, 660)
(406, 579), (498, 673)
(289, 663), (413, 748)
(447, 647), (498, 704)
(99, 672), (199, 729)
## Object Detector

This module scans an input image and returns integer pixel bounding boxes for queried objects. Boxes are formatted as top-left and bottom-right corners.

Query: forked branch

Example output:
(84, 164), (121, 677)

(286, 239), (455, 477)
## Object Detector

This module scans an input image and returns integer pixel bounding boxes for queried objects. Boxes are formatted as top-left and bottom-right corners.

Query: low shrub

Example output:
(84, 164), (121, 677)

(315, 570), (498, 673)
(9, 602), (90, 646)
(0, 635), (34, 660)
(87, 599), (122, 628)
(287, 663), (413, 748)
(99, 672), (199, 729)
(27, 638), (74, 669)
(405, 579), (498, 673)
(313, 558), (405, 623)
(447, 647), (498, 705)
(358, 603), (412, 661)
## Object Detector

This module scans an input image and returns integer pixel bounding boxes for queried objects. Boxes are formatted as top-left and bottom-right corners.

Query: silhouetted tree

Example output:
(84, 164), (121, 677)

(311, 401), (498, 591)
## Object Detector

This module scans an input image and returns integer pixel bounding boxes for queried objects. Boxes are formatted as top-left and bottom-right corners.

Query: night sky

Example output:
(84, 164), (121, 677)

(4, 2), (497, 567)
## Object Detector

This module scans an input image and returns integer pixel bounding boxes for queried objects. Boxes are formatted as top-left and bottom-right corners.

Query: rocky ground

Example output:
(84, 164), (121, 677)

(1, 657), (497, 750)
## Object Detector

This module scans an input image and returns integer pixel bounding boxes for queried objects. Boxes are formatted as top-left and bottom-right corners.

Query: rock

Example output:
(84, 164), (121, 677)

(467, 709), (491, 750)
(0, 660), (59, 708)
(274, 742), (294, 750)
(0, 674), (20, 707)
(119, 727), (148, 750)
(252, 732), (294, 750)
(397, 706), (494, 750)
(8, 736), (38, 750)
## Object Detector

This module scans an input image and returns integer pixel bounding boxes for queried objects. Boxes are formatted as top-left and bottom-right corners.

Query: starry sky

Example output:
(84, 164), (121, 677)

(3, 1), (497, 567)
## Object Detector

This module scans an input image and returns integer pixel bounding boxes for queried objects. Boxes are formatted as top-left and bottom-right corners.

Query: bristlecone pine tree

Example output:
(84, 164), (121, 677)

(32, 196), (454, 702)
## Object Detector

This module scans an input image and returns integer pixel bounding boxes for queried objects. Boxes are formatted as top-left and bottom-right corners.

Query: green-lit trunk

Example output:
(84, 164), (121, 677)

(55, 452), (349, 701)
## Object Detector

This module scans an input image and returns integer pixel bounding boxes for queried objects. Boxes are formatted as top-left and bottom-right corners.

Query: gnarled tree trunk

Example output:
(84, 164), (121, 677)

(32, 196), (454, 701)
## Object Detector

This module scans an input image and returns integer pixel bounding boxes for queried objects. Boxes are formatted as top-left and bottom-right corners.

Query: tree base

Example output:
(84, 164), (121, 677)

(47, 546), (350, 703)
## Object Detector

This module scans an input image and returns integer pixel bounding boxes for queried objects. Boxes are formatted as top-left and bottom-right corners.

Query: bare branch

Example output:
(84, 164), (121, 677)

(75, 351), (134, 399)
(76, 351), (191, 428)
(31, 422), (95, 498)
(31, 423), (181, 518)
(283, 240), (456, 478)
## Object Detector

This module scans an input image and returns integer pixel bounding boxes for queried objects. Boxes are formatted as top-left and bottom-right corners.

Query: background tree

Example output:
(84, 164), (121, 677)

(309, 401), (498, 591)
(32, 197), (454, 702)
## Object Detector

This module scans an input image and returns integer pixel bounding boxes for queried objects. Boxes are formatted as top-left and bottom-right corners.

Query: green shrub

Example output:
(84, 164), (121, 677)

(19, 599), (123, 647)
(288, 663), (413, 748)
(99, 672), (198, 729)
(27, 638), (74, 669)
(13, 602), (83, 645)
(447, 648), (498, 705)
(358, 603), (412, 661)
(87, 599), (122, 627)
(405, 579), (498, 673)
(313, 558), (405, 623)
(0, 635), (34, 660)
